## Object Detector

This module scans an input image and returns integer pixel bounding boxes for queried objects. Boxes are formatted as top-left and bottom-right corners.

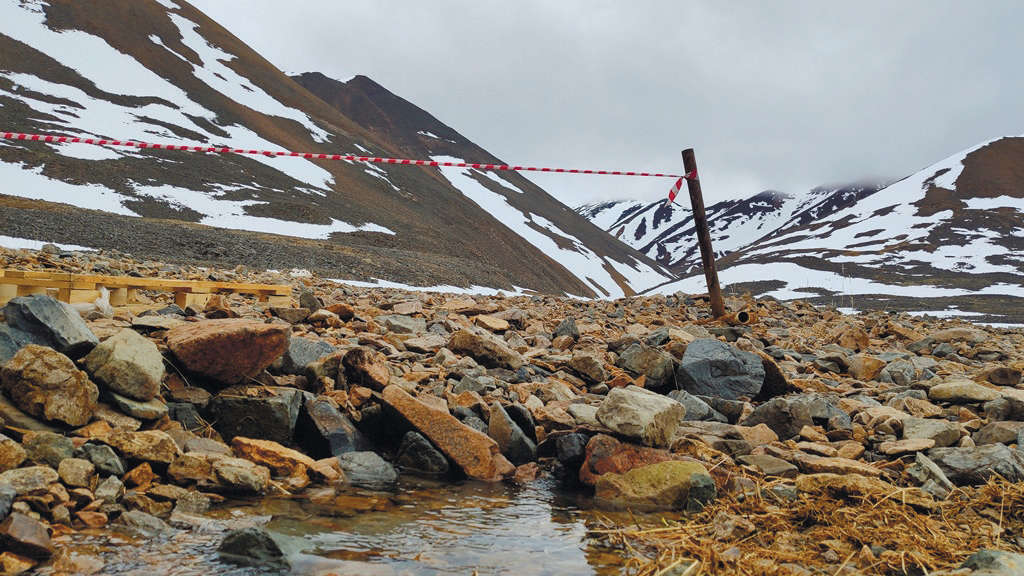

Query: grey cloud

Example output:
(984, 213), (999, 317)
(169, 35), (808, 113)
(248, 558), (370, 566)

(191, 0), (1024, 204)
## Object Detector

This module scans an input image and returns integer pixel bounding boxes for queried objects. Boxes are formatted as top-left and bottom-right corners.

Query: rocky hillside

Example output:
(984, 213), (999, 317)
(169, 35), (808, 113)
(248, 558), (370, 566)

(1, 245), (1023, 574)
(0, 0), (672, 298)
(581, 137), (1024, 323)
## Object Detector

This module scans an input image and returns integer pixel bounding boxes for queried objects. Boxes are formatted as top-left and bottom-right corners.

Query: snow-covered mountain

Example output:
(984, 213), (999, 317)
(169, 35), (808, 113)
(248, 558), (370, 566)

(629, 137), (1024, 323)
(0, 0), (673, 298)
(578, 182), (884, 274)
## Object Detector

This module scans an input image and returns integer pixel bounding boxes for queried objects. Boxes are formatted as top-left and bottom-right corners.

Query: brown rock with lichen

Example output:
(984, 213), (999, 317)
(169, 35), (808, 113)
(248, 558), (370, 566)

(0, 345), (98, 427)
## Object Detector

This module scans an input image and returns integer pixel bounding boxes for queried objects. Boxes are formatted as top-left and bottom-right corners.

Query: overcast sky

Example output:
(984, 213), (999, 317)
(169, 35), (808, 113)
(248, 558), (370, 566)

(192, 1), (1024, 206)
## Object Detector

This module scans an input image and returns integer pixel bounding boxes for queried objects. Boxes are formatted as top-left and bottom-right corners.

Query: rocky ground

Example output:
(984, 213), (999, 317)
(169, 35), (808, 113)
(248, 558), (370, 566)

(0, 244), (1023, 575)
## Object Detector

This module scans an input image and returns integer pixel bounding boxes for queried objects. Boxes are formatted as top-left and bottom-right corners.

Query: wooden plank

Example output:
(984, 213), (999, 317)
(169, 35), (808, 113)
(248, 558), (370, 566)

(266, 295), (292, 307)
(0, 269), (292, 304)
(16, 286), (47, 296)
(68, 289), (101, 304)
(0, 284), (17, 305)
(107, 287), (128, 307)
(175, 292), (211, 310)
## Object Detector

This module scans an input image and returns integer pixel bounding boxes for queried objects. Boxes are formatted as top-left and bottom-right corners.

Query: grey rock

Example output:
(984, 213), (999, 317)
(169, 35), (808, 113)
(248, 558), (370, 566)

(902, 417), (960, 448)
(298, 290), (321, 312)
(741, 396), (813, 440)
(0, 325), (38, 366)
(961, 549), (1024, 575)
(3, 294), (98, 356)
(928, 443), (1024, 485)
(596, 386), (684, 448)
(82, 328), (164, 401)
(80, 443), (126, 477)
(737, 454), (798, 478)
(488, 402), (536, 465)
(280, 337), (335, 375)
(879, 360), (915, 386)
(978, 397), (1024, 420)
(94, 476), (125, 503)
(615, 343), (676, 390)
(0, 484), (14, 522)
(567, 403), (601, 427)
(552, 317), (579, 341)
(974, 421), (1024, 446)
(906, 452), (954, 499)
(217, 526), (288, 569)
(931, 342), (955, 358)
(337, 451), (398, 489)
(504, 403), (538, 444)
(555, 433), (589, 470)
(376, 314), (426, 335)
(668, 390), (727, 422)
(119, 509), (171, 536)
(23, 431), (73, 468)
(109, 392), (168, 420)
(675, 338), (765, 400)
(395, 431), (449, 477)
(167, 402), (205, 432)
(269, 307), (310, 324)
(207, 386), (303, 444)
(295, 396), (370, 458)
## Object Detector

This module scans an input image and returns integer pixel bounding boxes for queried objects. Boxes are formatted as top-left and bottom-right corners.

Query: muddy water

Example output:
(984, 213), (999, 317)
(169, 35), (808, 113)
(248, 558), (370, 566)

(46, 478), (657, 575)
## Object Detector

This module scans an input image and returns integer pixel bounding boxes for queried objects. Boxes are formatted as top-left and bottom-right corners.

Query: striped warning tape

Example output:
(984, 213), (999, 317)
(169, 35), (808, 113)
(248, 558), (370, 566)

(0, 132), (693, 180)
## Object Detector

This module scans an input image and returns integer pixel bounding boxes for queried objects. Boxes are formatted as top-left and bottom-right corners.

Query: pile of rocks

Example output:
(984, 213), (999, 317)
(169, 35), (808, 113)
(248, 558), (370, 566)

(0, 245), (1023, 574)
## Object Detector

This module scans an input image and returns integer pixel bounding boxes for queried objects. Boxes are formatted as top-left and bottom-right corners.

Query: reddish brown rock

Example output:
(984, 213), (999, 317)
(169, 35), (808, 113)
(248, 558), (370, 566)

(166, 319), (290, 385)
(324, 302), (355, 320)
(579, 434), (686, 486)
(381, 385), (514, 481)
(123, 463), (155, 487)
(342, 347), (391, 391)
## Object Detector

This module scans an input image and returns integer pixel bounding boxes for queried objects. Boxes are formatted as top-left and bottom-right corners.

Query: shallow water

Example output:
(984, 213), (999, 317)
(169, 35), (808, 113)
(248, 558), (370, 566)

(47, 478), (655, 575)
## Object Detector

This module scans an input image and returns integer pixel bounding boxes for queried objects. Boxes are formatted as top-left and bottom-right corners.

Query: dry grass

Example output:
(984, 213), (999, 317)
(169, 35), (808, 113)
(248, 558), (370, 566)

(591, 476), (1024, 576)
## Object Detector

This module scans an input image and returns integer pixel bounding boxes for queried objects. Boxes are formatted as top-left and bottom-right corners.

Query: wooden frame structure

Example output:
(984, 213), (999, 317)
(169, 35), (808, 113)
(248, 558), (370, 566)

(0, 269), (292, 308)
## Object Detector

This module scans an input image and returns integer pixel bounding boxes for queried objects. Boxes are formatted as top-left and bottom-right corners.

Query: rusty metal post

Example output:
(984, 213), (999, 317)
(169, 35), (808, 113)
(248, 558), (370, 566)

(682, 149), (725, 318)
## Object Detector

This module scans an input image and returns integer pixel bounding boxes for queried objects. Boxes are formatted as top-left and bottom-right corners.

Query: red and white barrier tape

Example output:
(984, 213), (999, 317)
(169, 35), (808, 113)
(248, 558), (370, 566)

(1, 132), (694, 180)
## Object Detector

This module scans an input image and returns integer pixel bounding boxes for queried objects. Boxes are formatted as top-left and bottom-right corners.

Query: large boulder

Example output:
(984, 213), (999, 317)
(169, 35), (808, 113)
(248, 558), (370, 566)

(3, 294), (98, 357)
(447, 329), (524, 370)
(594, 460), (716, 512)
(0, 345), (98, 427)
(295, 396), (371, 458)
(381, 385), (514, 481)
(165, 319), (289, 385)
(595, 386), (685, 448)
(488, 402), (536, 465)
(614, 343), (675, 390)
(207, 386), (304, 444)
(675, 338), (765, 400)
(82, 329), (164, 401)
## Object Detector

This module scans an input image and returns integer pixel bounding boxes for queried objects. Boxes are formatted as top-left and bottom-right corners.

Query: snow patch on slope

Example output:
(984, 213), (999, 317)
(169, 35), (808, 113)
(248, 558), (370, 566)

(432, 155), (670, 298)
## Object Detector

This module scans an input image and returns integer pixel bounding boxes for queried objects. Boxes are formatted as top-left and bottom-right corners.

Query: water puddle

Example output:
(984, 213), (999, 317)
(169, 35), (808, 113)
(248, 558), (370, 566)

(46, 478), (661, 575)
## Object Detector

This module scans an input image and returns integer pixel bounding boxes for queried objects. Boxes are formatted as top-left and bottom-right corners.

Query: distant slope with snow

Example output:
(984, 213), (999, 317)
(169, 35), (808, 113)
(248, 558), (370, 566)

(0, 0), (673, 297)
(639, 137), (1024, 323)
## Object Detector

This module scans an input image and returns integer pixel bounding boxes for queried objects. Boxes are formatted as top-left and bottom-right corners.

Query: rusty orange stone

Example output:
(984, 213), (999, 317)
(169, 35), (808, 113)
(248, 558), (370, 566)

(579, 434), (687, 486)
(166, 319), (290, 385)
(382, 385), (513, 481)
